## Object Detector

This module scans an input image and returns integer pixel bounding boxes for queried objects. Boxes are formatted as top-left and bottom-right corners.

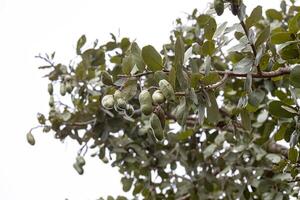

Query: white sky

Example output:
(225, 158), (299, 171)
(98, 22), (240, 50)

(0, 0), (280, 199)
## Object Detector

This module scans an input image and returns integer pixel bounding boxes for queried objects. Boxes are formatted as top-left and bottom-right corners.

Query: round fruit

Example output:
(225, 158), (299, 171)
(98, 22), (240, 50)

(139, 90), (153, 115)
(66, 82), (73, 93)
(116, 98), (127, 110)
(152, 90), (165, 104)
(113, 90), (123, 100)
(159, 79), (175, 101)
(101, 95), (115, 109)
(26, 132), (35, 146)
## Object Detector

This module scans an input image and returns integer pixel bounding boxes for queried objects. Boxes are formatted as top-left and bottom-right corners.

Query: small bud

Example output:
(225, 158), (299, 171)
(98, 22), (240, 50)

(73, 163), (84, 175)
(76, 156), (86, 167)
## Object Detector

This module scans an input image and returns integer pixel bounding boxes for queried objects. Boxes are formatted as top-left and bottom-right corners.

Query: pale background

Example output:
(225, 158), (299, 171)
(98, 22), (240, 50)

(0, 0), (281, 199)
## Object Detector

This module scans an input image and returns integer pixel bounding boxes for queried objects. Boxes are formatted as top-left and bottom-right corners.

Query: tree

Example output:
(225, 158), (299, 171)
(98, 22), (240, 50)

(28, 0), (300, 199)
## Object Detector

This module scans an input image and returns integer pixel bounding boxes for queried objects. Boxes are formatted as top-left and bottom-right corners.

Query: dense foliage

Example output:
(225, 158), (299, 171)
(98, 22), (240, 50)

(28, 0), (300, 199)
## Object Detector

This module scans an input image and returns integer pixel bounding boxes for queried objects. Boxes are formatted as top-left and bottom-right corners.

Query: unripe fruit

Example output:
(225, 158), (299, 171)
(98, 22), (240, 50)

(113, 90), (123, 100)
(152, 90), (165, 104)
(159, 79), (175, 101)
(139, 90), (153, 115)
(26, 132), (35, 146)
(101, 71), (113, 85)
(48, 83), (53, 95)
(64, 75), (72, 82)
(76, 156), (86, 167)
(150, 113), (164, 141)
(214, 0), (224, 16)
(49, 96), (55, 107)
(101, 95), (115, 109)
(60, 83), (66, 96)
(65, 82), (73, 93)
(116, 98), (127, 110)
(73, 163), (84, 175)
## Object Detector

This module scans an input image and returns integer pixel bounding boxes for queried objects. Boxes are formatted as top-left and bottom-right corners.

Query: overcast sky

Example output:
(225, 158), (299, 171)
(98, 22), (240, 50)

(0, 0), (281, 199)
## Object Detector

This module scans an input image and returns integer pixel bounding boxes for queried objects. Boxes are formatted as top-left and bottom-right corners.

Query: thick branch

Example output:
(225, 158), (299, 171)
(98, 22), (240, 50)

(118, 67), (291, 80)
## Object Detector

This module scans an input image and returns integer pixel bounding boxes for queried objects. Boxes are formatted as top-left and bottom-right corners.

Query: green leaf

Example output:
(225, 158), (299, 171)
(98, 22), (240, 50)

(290, 65), (300, 88)
(204, 18), (217, 40)
(201, 72), (221, 85)
(203, 144), (217, 159)
(131, 42), (145, 72)
(207, 91), (221, 124)
(175, 36), (185, 68)
(246, 6), (262, 29)
(265, 154), (281, 164)
(121, 79), (137, 101)
(202, 40), (215, 56)
(279, 43), (300, 61)
(248, 89), (265, 107)
(197, 14), (211, 28)
(269, 101), (296, 118)
(288, 147), (298, 163)
(274, 124), (288, 141)
(288, 13), (300, 33)
(142, 45), (163, 71)
(213, 22), (227, 39)
(76, 35), (86, 55)
(266, 9), (283, 21)
(241, 108), (251, 130)
(176, 129), (194, 140)
(255, 26), (270, 48)
(121, 177), (133, 192)
(271, 32), (294, 44)
(122, 55), (134, 75)
(233, 57), (253, 73)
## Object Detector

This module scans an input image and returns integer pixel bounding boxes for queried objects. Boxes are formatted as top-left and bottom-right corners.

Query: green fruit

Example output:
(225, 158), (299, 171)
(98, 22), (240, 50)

(116, 98), (127, 110)
(101, 95), (115, 109)
(101, 71), (113, 85)
(66, 82), (73, 93)
(141, 104), (153, 116)
(59, 65), (68, 74)
(73, 163), (84, 175)
(139, 90), (153, 115)
(48, 83), (53, 95)
(76, 156), (86, 167)
(152, 90), (165, 104)
(60, 83), (66, 96)
(113, 90), (123, 100)
(159, 79), (175, 101)
(49, 96), (55, 107)
(214, 0), (224, 16)
(64, 75), (72, 82)
(150, 113), (164, 141)
(26, 132), (35, 146)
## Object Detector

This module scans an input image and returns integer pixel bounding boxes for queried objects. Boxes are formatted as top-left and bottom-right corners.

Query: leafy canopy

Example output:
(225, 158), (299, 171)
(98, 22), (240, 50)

(28, 0), (300, 199)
